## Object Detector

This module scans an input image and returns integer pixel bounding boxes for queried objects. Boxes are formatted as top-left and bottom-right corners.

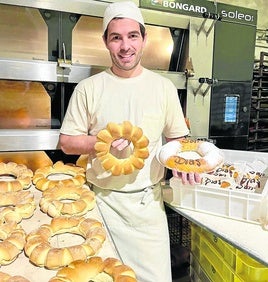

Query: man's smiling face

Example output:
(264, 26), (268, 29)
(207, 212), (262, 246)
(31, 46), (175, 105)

(104, 18), (147, 77)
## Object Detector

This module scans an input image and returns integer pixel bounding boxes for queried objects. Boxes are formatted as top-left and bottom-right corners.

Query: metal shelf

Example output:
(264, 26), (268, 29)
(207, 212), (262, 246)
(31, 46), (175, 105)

(0, 58), (105, 83)
(0, 129), (60, 151)
(249, 51), (268, 152)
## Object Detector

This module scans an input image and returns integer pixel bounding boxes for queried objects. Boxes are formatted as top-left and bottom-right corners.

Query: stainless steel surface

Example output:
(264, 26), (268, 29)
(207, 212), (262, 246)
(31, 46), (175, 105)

(0, 58), (186, 87)
(155, 71), (186, 90)
(0, 129), (60, 151)
(0, 58), (106, 83)
(0, 58), (58, 82)
(0, 0), (107, 17)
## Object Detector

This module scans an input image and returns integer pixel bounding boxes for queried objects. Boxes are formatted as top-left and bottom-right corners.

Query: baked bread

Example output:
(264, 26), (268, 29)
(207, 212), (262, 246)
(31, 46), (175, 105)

(0, 162), (33, 192)
(40, 183), (96, 217)
(33, 161), (86, 191)
(157, 139), (224, 173)
(0, 271), (30, 282)
(24, 216), (106, 269)
(0, 190), (36, 223)
(95, 121), (149, 176)
(0, 220), (26, 266)
(49, 256), (137, 282)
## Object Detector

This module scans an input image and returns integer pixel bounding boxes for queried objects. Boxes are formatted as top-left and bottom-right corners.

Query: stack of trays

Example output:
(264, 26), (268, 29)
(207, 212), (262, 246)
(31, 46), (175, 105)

(190, 224), (268, 281)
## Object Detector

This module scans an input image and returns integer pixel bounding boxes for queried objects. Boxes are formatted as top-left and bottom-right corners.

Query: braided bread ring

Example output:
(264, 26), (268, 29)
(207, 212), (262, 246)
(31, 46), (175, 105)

(0, 220), (26, 266)
(33, 161), (86, 191)
(157, 139), (224, 173)
(0, 162), (33, 192)
(49, 256), (137, 282)
(24, 216), (106, 269)
(95, 121), (149, 176)
(40, 184), (96, 217)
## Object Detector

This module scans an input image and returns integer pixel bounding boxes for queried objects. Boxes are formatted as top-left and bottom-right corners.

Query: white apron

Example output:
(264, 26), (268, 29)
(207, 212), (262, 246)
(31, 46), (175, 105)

(93, 183), (172, 282)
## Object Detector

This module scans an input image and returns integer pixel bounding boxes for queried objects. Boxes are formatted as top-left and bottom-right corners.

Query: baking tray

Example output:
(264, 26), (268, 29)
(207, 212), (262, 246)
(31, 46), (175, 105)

(1, 185), (119, 281)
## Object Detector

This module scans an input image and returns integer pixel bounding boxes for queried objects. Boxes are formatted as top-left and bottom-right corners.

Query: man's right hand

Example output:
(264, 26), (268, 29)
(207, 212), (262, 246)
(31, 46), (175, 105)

(111, 138), (130, 151)
(172, 170), (201, 185)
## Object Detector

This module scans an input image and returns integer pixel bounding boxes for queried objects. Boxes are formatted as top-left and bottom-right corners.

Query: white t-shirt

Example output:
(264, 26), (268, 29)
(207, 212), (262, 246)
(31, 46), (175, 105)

(60, 68), (189, 191)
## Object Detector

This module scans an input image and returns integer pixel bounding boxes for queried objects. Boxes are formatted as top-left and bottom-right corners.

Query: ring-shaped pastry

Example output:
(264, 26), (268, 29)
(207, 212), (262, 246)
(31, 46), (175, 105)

(0, 220), (26, 266)
(0, 162), (33, 192)
(24, 216), (106, 270)
(40, 184), (96, 217)
(49, 256), (137, 282)
(0, 190), (36, 223)
(33, 161), (86, 191)
(94, 121), (149, 176)
(157, 139), (224, 173)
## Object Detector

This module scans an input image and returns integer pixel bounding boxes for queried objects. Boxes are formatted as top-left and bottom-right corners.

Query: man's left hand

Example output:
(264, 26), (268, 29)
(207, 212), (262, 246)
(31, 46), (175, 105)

(172, 170), (201, 185)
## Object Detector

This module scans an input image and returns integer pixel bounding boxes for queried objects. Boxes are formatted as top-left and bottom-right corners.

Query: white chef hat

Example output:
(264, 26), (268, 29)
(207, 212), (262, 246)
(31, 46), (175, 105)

(103, 1), (145, 33)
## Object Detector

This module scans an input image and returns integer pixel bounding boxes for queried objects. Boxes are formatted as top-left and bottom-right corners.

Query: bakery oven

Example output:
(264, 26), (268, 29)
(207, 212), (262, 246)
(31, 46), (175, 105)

(139, 1), (257, 151)
(0, 0), (190, 163)
(0, 0), (257, 163)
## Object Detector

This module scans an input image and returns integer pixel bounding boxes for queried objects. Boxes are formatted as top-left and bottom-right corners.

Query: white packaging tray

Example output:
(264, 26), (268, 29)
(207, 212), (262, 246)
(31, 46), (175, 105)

(169, 149), (268, 224)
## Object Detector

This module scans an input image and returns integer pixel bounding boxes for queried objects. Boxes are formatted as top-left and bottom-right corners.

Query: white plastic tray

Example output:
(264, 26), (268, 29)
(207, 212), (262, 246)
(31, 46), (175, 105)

(169, 149), (268, 224)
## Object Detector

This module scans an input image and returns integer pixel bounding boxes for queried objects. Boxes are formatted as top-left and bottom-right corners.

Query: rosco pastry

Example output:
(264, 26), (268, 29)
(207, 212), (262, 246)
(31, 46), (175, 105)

(0, 220), (26, 266)
(0, 271), (30, 282)
(24, 216), (106, 269)
(95, 121), (149, 176)
(39, 183), (96, 217)
(157, 139), (224, 173)
(0, 190), (36, 223)
(0, 162), (33, 192)
(49, 256), (137, 282)
(201, 162), (265, 192)
(33, 161), (86, 191)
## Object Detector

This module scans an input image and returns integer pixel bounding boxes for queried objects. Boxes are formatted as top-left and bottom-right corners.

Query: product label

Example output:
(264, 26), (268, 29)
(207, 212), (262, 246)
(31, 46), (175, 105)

(140, 0), (257, 25)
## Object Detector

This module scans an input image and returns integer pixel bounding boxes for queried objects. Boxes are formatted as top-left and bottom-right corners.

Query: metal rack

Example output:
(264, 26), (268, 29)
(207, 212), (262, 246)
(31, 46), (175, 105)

(249, 51), (268, 152)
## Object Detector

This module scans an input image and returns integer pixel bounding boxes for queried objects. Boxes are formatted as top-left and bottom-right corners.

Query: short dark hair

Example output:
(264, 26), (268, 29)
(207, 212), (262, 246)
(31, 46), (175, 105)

(103, 20), (146, 41)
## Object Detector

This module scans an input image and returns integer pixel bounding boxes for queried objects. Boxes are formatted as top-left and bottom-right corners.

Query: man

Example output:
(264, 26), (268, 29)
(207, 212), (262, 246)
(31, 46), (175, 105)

(59, 1), (200, 281)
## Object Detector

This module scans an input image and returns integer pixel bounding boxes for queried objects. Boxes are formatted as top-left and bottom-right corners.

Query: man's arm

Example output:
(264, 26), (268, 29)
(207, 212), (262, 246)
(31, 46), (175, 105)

(59, 134), (97, 155)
